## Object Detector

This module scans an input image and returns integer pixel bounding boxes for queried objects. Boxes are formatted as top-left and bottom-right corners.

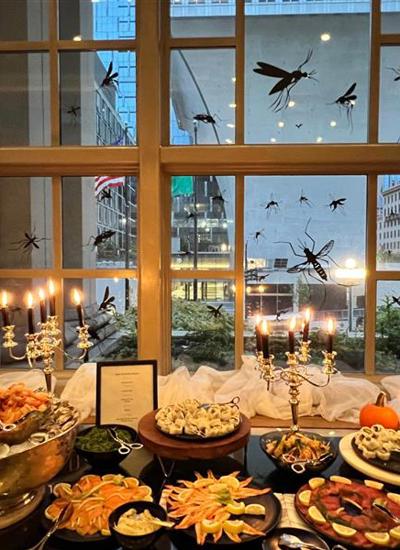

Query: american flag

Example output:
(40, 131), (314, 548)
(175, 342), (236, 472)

(94, 175), (125, 196)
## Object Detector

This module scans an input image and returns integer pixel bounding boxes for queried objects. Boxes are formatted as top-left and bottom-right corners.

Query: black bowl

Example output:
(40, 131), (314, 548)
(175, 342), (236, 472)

(109, 501), (167, 550)
(260, 430), (337, 475)
(75, 424), (139, 467)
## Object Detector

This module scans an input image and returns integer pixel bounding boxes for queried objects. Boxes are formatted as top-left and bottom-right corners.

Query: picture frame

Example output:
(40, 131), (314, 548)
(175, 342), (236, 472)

(96, 360), (158, 429)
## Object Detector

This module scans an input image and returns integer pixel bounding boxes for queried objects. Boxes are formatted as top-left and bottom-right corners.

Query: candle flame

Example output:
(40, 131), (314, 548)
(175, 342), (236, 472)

(1, 291), (8, 308)
(327, 318), (335, 334)
(26, 292), (34, 308)
(72, 289), (81, 306)
(305, 308), (311, 322)
(289, 316), (296, 331)
(255, 314), (261, 327)
(260, 320), (269, 335)
(38, 288), (46, 301)
(48, 279), (55, 296)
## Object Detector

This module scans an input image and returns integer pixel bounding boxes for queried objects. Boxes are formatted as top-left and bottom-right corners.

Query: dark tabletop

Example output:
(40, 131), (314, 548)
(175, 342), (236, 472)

(1, 433), (396, 550)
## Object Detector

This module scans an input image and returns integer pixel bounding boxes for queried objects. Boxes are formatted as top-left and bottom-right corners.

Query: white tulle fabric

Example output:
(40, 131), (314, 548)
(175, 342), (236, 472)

(56, 358), (396, 424)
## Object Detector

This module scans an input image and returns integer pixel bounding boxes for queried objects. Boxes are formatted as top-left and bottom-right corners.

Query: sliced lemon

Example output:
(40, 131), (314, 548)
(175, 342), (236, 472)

(201, 519), (222, 534)
(244, 503), (265, 516)
(365, 532), (391, 546)
(332, 522), (357, 538)
(389, 526), (400, 541)
(298, 490), (312, 507)
(309, 478), (325, 490)
(387, 493), (400, 506)
(226, 501), (246, 515)
(308, 505), (326, 525)
(223, 520), (244, 535)
(194, 478), (215, 488)
(209, 482), (230, 494)
(101, 529), (111, 536)
(220, 475), (240, 490)
(330, 475), (352, 485)
(364, 479), (384, 490)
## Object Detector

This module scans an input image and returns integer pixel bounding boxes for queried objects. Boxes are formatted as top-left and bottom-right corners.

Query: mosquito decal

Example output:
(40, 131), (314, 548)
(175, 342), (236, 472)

(99, 286), (116, 312)
(295, 123), (303, 129)
(100, 61), (119, 88)
(86, 230), (116, 250)
(193, 113), (217, 125)
(9, 229), (49, 254)
(99, 189), (112, 202)
(331, 83), (357, 130)
(207, 304), (224, 319)
(298, 189), (312, 207)
(390, 295), (400, 307)
(262, 194), (280, 215)
(388, 66), (400, 82)
(252, 229), (266, 243)
(328, 196), (347, 212)
(275, 308), (291, 321)
(253, 49), (317, 112)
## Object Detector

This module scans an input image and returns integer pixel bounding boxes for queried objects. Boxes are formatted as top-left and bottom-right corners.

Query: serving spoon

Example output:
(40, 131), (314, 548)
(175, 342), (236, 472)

(279, 533), (347, 550)
(29, 502), (73, 550)
(373, 498), (400, 524)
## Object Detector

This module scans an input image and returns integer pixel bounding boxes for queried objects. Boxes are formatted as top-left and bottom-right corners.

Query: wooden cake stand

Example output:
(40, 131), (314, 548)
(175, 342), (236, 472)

(138, 410), (251, 479)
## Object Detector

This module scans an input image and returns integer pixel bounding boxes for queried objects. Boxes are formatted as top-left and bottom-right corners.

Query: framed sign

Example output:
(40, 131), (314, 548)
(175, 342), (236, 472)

(96, 360), (158, 429)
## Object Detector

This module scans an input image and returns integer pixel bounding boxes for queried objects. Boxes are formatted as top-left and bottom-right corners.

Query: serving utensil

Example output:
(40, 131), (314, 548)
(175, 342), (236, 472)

(29, 502), (73, 550)
(279, 533), (347, 550)
(282, 451), (335, 474)
(373, 498), (400, 524)
(108, 427), (143, 455)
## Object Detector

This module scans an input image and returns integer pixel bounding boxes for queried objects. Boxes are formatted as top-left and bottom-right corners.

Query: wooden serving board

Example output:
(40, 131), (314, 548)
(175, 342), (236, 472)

(138, 410), (251, 460)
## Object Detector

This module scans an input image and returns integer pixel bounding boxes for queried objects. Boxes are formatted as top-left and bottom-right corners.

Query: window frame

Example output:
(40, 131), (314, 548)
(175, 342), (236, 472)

(0, 0), (398, 380)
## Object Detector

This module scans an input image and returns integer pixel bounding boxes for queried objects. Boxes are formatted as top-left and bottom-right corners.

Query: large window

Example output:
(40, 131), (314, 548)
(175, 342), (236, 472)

(0, 0), (399, 379)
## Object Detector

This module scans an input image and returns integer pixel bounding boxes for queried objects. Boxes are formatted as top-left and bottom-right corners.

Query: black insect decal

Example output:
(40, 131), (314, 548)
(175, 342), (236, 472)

(252, 229), (265, 243)
(277, 219), (336, 284)
(64, 104), (80, 124)
(388, 66), (400, 82)
(9, 229), (49, 254)
(295, 123), (303, 129)
(99, 286), (116, 312)
(101, 61), (119, 88)
(193, 113), (217, 125)
(275, 308), (290, 321)
(207, 304), (224, 319)
(298, 189), (312, 207)
(390, 295), (400, 307)
(99, 189), (112, 202)
(331, 83), (357, 130)
(245, 267), (269, 282)
(328, 197), (347, 212)
(262, 194), (280, 215)
(253, 49), (317, 112)
(86, 230), (116, 250)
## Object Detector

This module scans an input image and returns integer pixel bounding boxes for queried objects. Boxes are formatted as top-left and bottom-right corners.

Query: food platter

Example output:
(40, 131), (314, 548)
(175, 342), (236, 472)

(295, 475), (400, 549)
(156, 417), (242, 442)
(339, 433), (400, 487)
(163, 471), (281, 548)
(351, 425), (400, 475)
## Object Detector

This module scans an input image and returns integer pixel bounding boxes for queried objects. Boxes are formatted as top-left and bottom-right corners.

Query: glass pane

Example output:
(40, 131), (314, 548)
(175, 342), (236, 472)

(244, 175), (366, 373)
(0, 278), (50, 369)
(0, 177), (52, 269)
(376, 281), (400, 373)
(172, 279), (235, 371)
(170, 0), (235, 38)
(62, 176), (137, 269)
(0, 53), (50, 146)
(171, 175), (235, 270)
(381, 0), (400, 33)
(60, 50), (136, 145)
(64, 278), (137, 368)
(170, 49), (235, 145)
(0, 1), (48, 41)
(59, 0), (135, 40)
(377, 175), (400, 269)
(245, 2), (370, 144)
(379, 47), (400, 143)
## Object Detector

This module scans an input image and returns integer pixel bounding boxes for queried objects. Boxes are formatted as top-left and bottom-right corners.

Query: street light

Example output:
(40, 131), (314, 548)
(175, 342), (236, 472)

(335, 258), (366, 333)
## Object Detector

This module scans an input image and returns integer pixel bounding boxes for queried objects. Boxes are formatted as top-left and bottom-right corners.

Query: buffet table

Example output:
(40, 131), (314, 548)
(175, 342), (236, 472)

(1, 428), (397, 550)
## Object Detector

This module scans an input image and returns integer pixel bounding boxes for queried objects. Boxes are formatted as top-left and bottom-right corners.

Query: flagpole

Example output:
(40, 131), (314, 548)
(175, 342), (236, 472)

(124, 124), (130, 310)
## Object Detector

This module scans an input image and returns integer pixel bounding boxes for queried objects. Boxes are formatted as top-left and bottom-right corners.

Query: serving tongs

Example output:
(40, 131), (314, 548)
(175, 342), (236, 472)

(200, 396), (240, 410)
(108, 427), (143, 455)
(0, 420), (16, 432)
(281, 450), (334, 474)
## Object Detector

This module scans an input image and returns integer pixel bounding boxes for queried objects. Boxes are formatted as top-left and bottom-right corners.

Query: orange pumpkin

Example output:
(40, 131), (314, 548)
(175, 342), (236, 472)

(359, 392), (399, 430)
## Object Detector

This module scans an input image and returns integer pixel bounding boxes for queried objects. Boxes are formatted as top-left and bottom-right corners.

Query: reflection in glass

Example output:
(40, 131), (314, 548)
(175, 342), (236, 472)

(170, 0), (235, 38)
(244, 176), (366, 372)
(0, 1), (48, 41)
(0, 177), (53, 269)
(60, 51), (136, 145)
(170, 49), (235, 145)
(376, 281), (400, 374)
(172, 279), (235, 371)
(64, 278), (137, 368)
(171, 175), (235, 270)
(62, 176), (137, 269)
(59, 0), (135, 40)
(379, 48), (400, 143)
(0, 53), (50, 146)
(377, 175), (400, 270)
(245, 2), (370, 144)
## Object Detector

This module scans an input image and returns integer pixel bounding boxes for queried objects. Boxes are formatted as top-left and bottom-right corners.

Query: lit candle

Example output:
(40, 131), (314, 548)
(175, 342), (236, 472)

(26, 292), (35, 334)
(288, 317), (296, 354)
(48, 279), (56, 316)
(327, 318), (335, 354)
(255, 315), (263, 352)
(303, 307), (311, 342)
(1, 291), (10, 327)
(72, 289), (84, 327)
(260, 319), (269, 358)
(38, 288), (47, 324)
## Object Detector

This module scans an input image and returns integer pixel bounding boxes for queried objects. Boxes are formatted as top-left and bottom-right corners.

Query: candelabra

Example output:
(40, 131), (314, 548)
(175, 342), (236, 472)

(256, 339), (337, 432)
(1, 317), (92, 392)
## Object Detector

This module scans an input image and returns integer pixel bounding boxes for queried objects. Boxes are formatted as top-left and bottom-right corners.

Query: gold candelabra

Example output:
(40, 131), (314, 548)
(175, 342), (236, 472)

(1, 316), (92, 392)
(256, 338), (337, 432)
